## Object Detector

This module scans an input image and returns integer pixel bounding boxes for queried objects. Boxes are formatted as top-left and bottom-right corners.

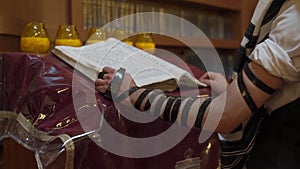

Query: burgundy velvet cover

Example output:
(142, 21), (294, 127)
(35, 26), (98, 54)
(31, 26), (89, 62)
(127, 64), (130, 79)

(1, 52), (220, 169)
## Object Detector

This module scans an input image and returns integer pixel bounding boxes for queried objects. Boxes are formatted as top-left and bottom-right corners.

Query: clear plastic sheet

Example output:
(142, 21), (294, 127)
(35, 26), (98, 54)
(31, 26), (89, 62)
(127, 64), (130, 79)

(0, 52), (220, 169)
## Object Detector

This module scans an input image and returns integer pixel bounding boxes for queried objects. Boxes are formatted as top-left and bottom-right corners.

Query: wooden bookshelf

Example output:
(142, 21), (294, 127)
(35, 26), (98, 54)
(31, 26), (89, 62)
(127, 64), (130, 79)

(71, 0), (258, 51)
(152, 34), (240, 49)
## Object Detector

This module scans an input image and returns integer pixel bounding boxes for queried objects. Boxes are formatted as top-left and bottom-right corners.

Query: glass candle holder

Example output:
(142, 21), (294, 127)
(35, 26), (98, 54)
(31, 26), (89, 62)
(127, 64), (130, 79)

(20, 22), (51, 54)
(113, 29), (133, 46)
(86, 27), (107, 45)
(55, 24), (82, 47)
(135, 33), (156, 54)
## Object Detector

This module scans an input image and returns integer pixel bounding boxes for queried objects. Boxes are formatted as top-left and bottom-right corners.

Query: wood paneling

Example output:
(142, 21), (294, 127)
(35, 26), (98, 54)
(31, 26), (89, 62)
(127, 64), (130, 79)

(3, 139), (37, 169)
(0, 35), (20, 52)
(0, 0), (71, 52)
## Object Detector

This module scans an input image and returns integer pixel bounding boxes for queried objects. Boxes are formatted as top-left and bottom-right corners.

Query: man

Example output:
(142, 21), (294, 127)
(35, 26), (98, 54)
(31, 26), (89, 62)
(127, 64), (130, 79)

(96, 0), (300, 168)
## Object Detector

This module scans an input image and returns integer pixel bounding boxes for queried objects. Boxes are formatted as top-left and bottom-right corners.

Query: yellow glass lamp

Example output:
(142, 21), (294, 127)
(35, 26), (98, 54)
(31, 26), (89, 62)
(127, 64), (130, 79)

(135, 33), (156, 54)
(86, 27), (107, 45)
(55, 25), (82, 47)
(113, 29), (134, 46)
(20, 22), (51, 54)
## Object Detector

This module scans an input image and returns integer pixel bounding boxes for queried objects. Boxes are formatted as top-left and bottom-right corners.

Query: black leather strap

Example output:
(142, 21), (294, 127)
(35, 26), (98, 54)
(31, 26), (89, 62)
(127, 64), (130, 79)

(170, 98), (181, 123)
(144, 91), (160, 111)
(134, 89), (152, 110)
(153, 95), (166, 117)
(237, 72), (257, 113)
(194, 98), (212, 128)
(115, 86), (140, 102)
(181, 98), (196, 126)
(244, 63), (276, 95)
(163, 97), (176, 121)
(98, 71), (108, 79)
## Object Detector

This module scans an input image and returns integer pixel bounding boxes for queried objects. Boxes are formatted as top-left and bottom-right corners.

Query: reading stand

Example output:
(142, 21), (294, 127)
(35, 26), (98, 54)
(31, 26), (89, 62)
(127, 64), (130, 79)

(1, 52), (219, 169)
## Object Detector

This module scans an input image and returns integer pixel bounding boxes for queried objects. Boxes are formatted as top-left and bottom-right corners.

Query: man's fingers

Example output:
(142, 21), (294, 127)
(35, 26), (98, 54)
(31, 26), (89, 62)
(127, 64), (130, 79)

(95, 79), (110, 86)
(103, 67), (116, 74)
(96, 85), (109, 93)
(200, 79), (212, 86)
(95, 78), (112, 93)
(102, 73), (113, 80)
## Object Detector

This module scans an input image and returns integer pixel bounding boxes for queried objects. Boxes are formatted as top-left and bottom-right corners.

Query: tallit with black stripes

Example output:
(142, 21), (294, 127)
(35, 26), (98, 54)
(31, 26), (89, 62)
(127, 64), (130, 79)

(220, 0), (287, 168)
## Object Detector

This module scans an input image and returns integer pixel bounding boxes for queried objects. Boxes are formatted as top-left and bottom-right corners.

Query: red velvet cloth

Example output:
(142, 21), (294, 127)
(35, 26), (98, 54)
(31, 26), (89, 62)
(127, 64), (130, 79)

(1, 52), (219, 169)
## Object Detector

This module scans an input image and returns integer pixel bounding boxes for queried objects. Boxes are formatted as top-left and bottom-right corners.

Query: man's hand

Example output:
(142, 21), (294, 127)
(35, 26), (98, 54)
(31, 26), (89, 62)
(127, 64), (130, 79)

(199, 72), (229, 96)
(95, 67), (137, 96)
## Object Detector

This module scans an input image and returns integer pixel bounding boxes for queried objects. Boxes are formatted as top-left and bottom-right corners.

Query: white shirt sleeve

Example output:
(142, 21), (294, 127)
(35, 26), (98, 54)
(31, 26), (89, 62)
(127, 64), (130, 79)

(249, 0), (300, 83)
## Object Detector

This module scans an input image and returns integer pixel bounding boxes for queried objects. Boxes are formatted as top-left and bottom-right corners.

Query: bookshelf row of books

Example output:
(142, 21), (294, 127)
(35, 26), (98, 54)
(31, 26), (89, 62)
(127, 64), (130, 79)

(82, 0), (233, 39)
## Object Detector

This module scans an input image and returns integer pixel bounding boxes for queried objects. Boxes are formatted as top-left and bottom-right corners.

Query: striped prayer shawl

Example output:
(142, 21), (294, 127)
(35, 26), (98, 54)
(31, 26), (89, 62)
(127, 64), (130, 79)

(233, 0), (287, 78)
(220, 0), (287, 169)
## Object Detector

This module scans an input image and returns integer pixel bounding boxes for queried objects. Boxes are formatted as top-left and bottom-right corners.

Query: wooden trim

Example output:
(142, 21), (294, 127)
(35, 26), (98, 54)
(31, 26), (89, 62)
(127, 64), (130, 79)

(0, 35), (20, 52)
(0, 16), (25, 36)
(152, 34), (239, 49)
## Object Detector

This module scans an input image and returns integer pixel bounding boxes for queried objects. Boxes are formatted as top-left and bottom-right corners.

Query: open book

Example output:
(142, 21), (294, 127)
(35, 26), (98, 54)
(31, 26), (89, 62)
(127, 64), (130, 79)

(51, 38), (206, 92)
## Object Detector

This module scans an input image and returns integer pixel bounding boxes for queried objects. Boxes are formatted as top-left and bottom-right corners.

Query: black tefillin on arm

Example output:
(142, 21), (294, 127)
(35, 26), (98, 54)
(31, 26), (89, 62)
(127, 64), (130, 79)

(97, 67), (212, 130)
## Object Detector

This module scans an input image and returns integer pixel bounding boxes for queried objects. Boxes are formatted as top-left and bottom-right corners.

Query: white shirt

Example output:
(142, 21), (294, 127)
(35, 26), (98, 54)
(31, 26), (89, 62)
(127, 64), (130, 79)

(249, 0), (300, 112)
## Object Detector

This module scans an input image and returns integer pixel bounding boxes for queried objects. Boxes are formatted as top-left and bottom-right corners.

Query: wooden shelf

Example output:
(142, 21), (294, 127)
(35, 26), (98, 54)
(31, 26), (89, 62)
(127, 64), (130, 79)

(152, 34), (240, 49)
(71, 0), (257, 51)
(183, 0), (241, 11)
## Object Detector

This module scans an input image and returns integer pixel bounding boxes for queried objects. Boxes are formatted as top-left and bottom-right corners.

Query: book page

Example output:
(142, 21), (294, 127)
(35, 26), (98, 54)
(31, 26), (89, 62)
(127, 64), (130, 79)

(53, 38), (206, 87)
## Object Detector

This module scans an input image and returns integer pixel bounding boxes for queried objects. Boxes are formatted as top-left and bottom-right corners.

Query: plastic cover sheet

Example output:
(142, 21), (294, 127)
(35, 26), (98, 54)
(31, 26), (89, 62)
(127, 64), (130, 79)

(0, 52), (220, 169)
